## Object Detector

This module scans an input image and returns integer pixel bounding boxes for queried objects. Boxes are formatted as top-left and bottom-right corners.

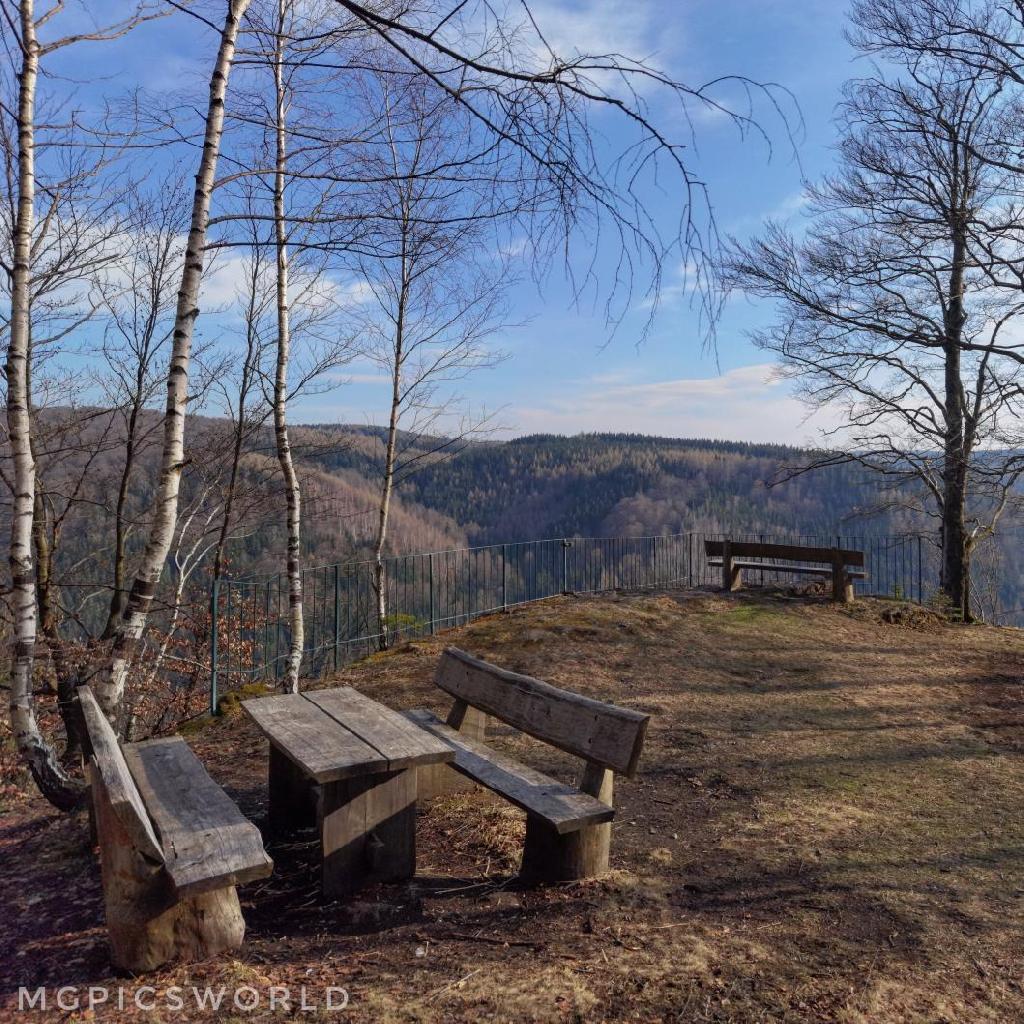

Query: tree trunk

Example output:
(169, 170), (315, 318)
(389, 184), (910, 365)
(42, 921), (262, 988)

(94, 0), (253, 724)
(941, 212), (971, 623)
(372, 203), (409, 651)
(6, 0), (84, 811)
(373, 388), (400, 650)
(103, 393), (142, 638)
(272, 0), (303, 692)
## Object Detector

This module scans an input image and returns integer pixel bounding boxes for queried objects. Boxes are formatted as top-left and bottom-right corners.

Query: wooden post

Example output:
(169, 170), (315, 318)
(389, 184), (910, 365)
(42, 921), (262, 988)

(418, 699), (487, 800)
(91, 769), (245, 974)
(320, 767), (417, 897)
(520, 762), (613, 882)
(721, 539), (741, 592)
(268, 744), (317, 835)
(831, 550), (848, 604)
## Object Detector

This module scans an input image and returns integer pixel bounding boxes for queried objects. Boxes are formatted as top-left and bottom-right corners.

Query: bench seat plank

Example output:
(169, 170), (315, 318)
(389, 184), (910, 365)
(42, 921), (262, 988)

(307, 688), (453, 771)
(707, 558), (867, 578)
(404, 710), (614, 835)
(243, 693), (388, 782)
(124, 737), (273, 898)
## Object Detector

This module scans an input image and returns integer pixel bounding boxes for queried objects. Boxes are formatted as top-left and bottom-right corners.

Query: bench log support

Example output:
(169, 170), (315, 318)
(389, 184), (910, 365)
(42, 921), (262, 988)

(91, 768), (246, 974)
(418, 698), (487, 800)
(520, 764), (613, 883)
(831, 550), (853, 604)
(721, 539), (742, 592)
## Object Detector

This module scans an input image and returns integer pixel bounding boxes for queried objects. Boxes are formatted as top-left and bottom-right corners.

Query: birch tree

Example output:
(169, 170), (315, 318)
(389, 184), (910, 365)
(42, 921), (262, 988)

(268, 0), (303, 690)
(4, 0), (160, 807)
(352, 75), (506, 647)
(93, 0), (254, 724)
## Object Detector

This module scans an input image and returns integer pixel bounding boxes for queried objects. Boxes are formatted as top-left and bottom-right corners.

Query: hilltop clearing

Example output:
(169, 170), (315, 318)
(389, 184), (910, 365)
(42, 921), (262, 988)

(3, 589), (1024, 1022)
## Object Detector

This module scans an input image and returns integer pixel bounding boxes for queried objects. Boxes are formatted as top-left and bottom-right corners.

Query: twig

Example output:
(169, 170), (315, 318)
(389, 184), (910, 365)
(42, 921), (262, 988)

(420, 967), (482, 1003)
(426, 931), (544, 950)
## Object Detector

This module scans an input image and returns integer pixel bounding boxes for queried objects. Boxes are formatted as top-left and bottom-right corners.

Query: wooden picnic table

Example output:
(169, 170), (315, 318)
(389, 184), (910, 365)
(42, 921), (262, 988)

(242, 687), (454, 897)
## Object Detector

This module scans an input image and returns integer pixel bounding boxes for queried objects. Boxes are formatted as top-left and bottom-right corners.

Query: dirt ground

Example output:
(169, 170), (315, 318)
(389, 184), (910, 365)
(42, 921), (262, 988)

(3, 588), (1024, 1023)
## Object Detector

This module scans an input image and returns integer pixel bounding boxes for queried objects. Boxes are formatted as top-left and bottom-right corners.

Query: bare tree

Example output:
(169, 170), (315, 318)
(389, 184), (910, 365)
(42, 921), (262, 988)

(95, 176), (189, 638)
(94, 0), (254, 725)
(725, 25), (1024, 621)
(350, 74), (506, 647)
(2, 0), (160, 808)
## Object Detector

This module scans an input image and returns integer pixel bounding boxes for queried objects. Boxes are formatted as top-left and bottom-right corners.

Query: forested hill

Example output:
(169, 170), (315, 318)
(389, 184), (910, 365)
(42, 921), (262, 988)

(304, 428), (901, 545)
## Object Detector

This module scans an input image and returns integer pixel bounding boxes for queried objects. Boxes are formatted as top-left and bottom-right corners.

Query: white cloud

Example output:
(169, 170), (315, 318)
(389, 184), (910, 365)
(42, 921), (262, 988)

(522, 0), (682, 91)
(512, 362), (844, 444)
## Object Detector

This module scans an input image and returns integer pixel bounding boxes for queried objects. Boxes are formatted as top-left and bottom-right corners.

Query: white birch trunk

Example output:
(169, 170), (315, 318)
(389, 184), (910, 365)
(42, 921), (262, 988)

(373, 356), (401, 649)
(372, 192), (410, 651)
(6, 0), (83, 809)
(95, 0), (252, 723)
(272, 0), (304, 691)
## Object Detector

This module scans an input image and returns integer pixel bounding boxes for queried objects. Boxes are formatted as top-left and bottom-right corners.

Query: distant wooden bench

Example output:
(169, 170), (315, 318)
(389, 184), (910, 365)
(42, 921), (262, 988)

(704, 539), (867, 604)
(78, 686), (273, 973)
(404, 647), (650, 883)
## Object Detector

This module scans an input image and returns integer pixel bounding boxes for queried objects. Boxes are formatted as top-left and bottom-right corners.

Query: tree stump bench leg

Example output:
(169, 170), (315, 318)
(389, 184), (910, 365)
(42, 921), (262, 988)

(721, 540), (742, 592)
(268, 744), (317, 836)
(831, 553), (854, 604)
(519, 815), (611, 882)
(93, 770), (245, 974)
(320, 767), (417, 898)
(519, 764), (613, 883)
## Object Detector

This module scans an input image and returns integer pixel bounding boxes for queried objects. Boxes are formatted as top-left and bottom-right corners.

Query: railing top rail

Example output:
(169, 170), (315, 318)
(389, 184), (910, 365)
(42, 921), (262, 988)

(221, 530), (924, 585)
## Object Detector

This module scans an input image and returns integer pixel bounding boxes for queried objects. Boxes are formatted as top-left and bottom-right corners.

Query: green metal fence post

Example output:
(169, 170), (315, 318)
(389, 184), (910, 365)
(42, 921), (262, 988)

(333, 564), (341, 672)
(209, 578), (220, 716)
(429, 552), (436, 634)
(917, 535), (923, 604)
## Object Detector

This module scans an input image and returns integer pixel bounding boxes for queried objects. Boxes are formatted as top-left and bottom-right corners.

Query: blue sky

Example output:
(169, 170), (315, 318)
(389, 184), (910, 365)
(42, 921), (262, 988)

(47, 0), (861, 445)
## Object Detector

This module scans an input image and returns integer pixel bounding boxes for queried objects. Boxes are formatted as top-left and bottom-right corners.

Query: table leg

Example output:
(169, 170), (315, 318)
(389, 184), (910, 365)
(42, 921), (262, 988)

(320, 767), (417, 897)
(268, 744), (316, 836)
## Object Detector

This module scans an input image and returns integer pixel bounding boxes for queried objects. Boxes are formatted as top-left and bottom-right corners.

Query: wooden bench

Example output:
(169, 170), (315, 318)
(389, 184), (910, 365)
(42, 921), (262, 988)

(704, 539), (867, 604)
(404, 647), (650, 883)
(78, 686), (273, 973)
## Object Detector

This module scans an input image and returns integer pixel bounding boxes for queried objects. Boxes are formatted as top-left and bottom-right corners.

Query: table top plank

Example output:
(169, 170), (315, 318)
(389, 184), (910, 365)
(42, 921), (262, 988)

(306, 687), (454, 771)
(242, 693), (388, 783)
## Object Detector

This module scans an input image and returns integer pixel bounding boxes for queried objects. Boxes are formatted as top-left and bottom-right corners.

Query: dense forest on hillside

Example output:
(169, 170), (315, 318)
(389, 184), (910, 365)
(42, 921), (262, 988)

(18, 414), (1024, 630)
(299, 427), (1024, 623)
(309, 431), (891, 543)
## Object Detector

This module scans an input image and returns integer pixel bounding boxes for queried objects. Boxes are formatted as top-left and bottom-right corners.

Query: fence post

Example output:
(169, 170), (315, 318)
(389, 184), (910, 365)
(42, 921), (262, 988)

(562, 539), (571, 594)
(209, 578), (220, 717)
(333, 564), (341, 673)
(428, 552), (435, 634)
(502, 544), (508, 611)
(688, 533), (694, 588)
(917, 535), (923, 604)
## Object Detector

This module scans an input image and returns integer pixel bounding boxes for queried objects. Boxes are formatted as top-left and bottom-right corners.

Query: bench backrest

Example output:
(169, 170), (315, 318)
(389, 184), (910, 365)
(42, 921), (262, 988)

(435, 647), (650, 776)
(78, 686), (163, 863)
(704, 539), (865, 567)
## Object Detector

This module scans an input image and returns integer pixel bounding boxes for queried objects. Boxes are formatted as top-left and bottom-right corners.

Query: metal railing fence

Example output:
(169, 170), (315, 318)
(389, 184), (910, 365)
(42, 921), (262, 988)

(209, 531), (930, 712)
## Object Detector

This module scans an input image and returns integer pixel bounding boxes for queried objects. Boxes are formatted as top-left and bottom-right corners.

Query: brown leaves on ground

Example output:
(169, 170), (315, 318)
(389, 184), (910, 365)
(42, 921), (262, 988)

(2, 588), (1024, 1023)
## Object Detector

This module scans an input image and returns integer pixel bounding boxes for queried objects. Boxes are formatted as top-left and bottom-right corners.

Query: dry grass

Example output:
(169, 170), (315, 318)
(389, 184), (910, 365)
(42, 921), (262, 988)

(3, 587), (1024, 1022)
